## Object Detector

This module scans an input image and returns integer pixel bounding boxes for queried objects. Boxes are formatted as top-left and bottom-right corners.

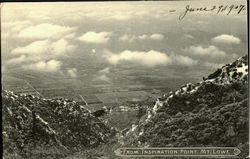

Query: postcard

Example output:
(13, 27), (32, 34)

(1, 0), (248, 158)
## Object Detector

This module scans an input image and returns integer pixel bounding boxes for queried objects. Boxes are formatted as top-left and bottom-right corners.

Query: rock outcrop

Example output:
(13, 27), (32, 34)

(121, 55), (249, 158)
(2, 91), (116, 158)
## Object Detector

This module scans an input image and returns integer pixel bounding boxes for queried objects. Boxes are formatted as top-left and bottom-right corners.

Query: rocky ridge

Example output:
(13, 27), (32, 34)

(2, 90), (116, 158)
(120, 55), (249, 157)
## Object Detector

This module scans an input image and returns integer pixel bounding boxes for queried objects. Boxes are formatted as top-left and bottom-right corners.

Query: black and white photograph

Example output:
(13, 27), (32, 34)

(1, 0), (249, 158)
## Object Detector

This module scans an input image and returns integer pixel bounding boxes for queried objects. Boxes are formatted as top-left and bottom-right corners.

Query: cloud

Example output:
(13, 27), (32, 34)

(51, 39), (77, 56)
(119, 35), (136, 42)
(9, 39), (76, 72)
(203, 62), (224, 69)
(119, 33), (164, 42)
(107, 13), (133, 21)
(171, 54), (198, 66)
(2, 21), (32, 39)
(229, 53), (239, 60)
(212, 34), (241, 44)
(28, 10), (50, 20)
(150, 34), (164, 40)
(64, 33), (76, 39)
(1, 32), (10, 40)
(78, 4), (173, 21)
(78, 31), (112, 44)
(11, 39), (76, 57)
(2, 20), (32, 32)
(138, 34), (148, 40)
(83, 10), (134, 21)
(185, 45), (226, 59)
(105, 50), (197, 67)
(18, 23), (75, 39)
(106, 50), (169, 67)
(7, 55), (27, 65)
(23, 60), (62, 72)
(84, 9), (148, 21)
(67, 68), (77, 77)
(11, 40), (50, 55)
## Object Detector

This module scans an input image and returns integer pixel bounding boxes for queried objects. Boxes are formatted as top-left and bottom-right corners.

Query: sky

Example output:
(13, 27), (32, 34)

(1, 1), (248, 87)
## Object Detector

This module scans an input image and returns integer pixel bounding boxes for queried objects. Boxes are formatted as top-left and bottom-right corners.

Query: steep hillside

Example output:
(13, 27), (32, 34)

(121, 55), (249, 157)
(2, 91), (116, 158)
(2, 55), (249, 158)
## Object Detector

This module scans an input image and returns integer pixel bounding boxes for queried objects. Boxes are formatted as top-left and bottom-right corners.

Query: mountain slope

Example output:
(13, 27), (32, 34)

(2, 90), (116, 158)
(121, 55), (249, 157)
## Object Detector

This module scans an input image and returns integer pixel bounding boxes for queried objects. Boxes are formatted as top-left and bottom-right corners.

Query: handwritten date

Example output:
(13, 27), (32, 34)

(179, 4), (246, 20)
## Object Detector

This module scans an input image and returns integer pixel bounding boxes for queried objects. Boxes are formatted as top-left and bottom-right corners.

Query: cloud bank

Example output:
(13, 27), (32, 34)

(119, 33), (164, 42)
(51, 39), (77, 56)
(185, 45), (226, 59)
(7, 55), (27, 65)
(150, 34), (164, 40)
(203, 62), (224, 69)
(18, 23), (75, 39)
(212, 34), (241, 44)
(2, 20), (32, 35)
(22, 60), (62, 72)
(11, 39), (76, 58)
(8, 39), (76, 73)
(105, 50), (197, 67)
(171, 54), (198, 66)
(12, 40), (51, 55)
(78, 31), (112, 44)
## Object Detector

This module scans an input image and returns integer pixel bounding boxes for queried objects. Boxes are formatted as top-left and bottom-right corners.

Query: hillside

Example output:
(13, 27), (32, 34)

(2, 90), (116, 158)
(2, 55), (249, 159)
(121, 55), (249, 158)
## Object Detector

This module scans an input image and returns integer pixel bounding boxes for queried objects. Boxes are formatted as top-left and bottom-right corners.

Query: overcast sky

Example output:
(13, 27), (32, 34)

(1, 1), (247, 83)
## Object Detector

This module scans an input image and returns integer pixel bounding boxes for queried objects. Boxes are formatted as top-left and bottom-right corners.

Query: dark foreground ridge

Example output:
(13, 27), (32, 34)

(2, 90), (116, 158)
(121, 55), (249, 158)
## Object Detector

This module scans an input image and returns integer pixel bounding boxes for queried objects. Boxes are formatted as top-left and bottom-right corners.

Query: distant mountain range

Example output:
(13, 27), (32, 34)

(121, 55), (249, 158)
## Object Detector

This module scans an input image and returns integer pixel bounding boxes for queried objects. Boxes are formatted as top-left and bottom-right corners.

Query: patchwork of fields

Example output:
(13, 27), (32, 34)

(2, 70), (198, 112)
